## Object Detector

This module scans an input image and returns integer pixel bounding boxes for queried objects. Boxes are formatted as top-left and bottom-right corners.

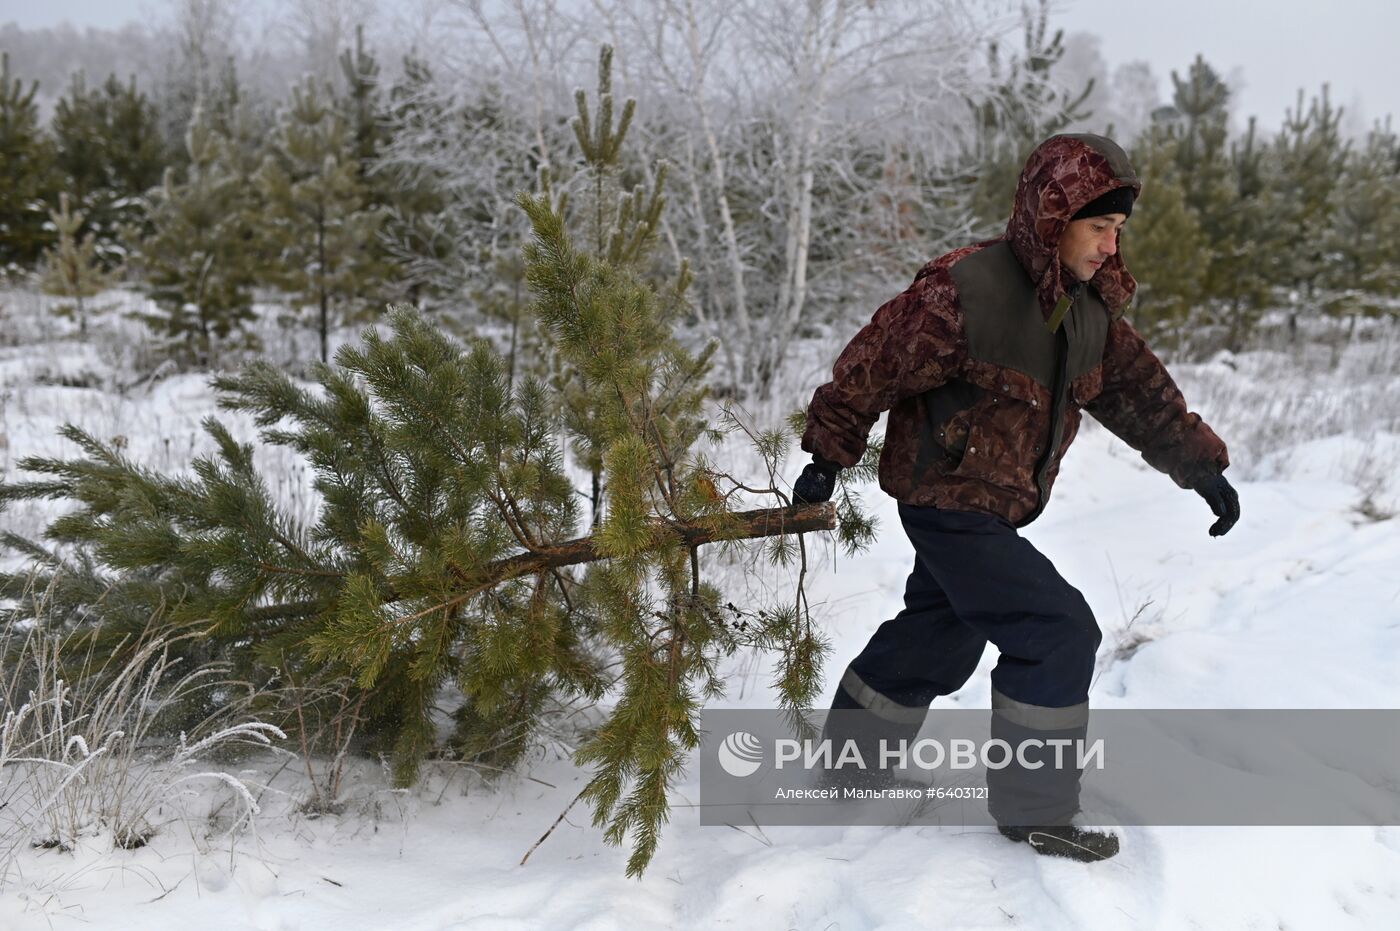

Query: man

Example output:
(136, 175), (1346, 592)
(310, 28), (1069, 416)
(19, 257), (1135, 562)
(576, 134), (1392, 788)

(792, 133), (1240, 862)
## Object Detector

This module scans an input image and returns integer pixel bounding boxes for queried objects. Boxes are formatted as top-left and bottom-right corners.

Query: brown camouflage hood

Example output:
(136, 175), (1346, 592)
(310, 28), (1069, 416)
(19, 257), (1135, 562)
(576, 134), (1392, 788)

(1005, 133), (1142, 319)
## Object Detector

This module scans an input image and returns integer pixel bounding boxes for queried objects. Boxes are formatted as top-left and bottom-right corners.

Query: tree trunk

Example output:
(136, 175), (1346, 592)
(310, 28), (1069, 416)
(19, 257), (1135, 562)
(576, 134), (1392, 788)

(318, 215), (329, 364)
(249, 502), (838, 624)
(682, 0), (751, 390)
(764, 0), (842, 398)
(507, 297), (519, 389)
(519, 501), (837, 574)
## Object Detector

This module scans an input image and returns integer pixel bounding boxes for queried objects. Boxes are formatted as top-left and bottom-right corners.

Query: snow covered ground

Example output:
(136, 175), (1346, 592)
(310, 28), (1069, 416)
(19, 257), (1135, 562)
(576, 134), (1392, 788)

(2, 290), (1400, 929)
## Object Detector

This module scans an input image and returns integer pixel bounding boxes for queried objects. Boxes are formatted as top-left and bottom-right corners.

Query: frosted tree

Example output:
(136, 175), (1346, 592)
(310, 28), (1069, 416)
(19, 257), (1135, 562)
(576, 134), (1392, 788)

(337, 23), (383, 187)
(1272, 85), (1350, 304)
(201, 57), (274, 181)
(1123, 127), (1207, 347)
(375, 52), (458, 305)
(593, 0), (999, 399)
(373, 2), (580, 312)
(153, 0), (250, 171)
(40, 193), (121, 336)
(282, 0), (377, 88)
(966, 0), (1096, 234)
(376, 0), (1030, 402)
(132, 104), (257, 366)
(256, 78), (387, 363)
(0, 51), (56, 270)
(1105, 61), (1163, 143)
(1323, 118), (1400, 311)
(49, 70), (165, 262)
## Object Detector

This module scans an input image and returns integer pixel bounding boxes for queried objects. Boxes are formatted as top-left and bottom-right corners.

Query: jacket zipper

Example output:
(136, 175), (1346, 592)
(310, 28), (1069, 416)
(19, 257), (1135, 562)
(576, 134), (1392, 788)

(1023, 282), (1082, 525)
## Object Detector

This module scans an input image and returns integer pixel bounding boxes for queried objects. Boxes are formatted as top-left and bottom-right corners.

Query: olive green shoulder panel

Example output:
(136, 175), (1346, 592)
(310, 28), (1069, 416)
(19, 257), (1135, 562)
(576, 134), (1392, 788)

(950, 242), (1058, 388)
(1064, 287), (1110, 381)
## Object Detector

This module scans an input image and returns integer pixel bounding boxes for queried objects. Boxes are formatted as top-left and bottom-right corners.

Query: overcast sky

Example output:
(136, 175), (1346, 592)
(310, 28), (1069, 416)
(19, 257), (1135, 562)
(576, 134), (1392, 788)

(1052, 0), (1397, 133)
(2, 0), (1397, 133)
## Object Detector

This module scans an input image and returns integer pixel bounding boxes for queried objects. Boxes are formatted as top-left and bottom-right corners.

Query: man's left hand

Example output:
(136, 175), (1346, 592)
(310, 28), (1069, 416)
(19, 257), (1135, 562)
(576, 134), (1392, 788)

(1193, 473), (1240, 537)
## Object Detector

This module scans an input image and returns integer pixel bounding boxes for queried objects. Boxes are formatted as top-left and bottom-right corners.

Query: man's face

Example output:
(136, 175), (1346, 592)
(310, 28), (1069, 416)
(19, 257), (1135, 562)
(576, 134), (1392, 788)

(1058, 213), (1127, 282)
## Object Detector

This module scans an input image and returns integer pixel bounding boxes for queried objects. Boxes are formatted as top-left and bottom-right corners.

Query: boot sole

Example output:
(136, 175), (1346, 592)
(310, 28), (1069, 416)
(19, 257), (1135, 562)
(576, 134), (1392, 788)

(998, 825), (1120, 862)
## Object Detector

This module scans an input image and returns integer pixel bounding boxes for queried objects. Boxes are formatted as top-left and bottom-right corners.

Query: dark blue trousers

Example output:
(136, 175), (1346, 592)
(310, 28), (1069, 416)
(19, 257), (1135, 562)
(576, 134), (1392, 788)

(825, 503), (1102, 824)
(842, 503), (1101, 711)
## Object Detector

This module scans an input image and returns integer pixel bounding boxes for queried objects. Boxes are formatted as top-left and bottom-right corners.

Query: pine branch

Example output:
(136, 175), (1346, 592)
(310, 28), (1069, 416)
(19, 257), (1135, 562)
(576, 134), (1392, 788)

(245, 502), (836, 624)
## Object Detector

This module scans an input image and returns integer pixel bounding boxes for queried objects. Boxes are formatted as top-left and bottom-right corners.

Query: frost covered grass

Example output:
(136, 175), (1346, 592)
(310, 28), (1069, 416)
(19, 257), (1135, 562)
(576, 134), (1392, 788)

(1165, 317), (1400, 475)
(1150, 316), (1400, 522)
(0, 577), (284, 891)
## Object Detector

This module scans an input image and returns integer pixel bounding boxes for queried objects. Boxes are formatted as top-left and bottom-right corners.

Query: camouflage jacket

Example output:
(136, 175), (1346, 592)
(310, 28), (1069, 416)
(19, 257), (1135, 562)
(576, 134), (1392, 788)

(800, 133), (1229, 527)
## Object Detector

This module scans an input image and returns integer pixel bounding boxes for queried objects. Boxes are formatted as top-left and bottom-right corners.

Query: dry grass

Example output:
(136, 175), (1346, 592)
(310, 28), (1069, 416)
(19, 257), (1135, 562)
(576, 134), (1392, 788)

(1086, 316), (1400, 483)
(0, 576), (285, 886)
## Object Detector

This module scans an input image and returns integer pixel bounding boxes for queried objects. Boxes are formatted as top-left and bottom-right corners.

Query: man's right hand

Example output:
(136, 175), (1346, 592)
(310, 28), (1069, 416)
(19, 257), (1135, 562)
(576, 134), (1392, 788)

(793, 455), (841, 505)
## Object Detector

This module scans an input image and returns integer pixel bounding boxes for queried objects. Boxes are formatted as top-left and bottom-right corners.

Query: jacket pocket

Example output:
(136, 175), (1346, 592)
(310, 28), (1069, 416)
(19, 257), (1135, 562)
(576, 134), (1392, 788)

(914, 379), (983, 480)
(941, 406), (972, 462)
(946, 396), (1000, 479)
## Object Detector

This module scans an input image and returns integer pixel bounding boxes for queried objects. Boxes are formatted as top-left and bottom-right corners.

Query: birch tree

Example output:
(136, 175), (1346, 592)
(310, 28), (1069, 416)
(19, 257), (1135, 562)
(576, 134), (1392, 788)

(374, 0), (586, 311)
(381, 0), (1020, 401)
(593, 0), (999, 399)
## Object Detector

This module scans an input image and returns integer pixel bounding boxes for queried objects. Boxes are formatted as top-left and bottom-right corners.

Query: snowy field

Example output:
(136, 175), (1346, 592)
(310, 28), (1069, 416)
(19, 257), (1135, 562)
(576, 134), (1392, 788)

(2, 289), (1400, 929)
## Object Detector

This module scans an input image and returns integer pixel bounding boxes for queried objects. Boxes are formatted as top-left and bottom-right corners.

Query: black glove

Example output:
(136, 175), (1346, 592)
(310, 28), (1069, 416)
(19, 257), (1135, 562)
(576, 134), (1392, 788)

(1193, 473), (1240, 537)
(793, 455), (841, 505)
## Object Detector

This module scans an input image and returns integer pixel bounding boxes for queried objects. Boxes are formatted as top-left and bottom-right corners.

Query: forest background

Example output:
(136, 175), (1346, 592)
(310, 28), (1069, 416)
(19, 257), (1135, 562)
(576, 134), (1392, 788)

(5, 0), (1396, 380)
